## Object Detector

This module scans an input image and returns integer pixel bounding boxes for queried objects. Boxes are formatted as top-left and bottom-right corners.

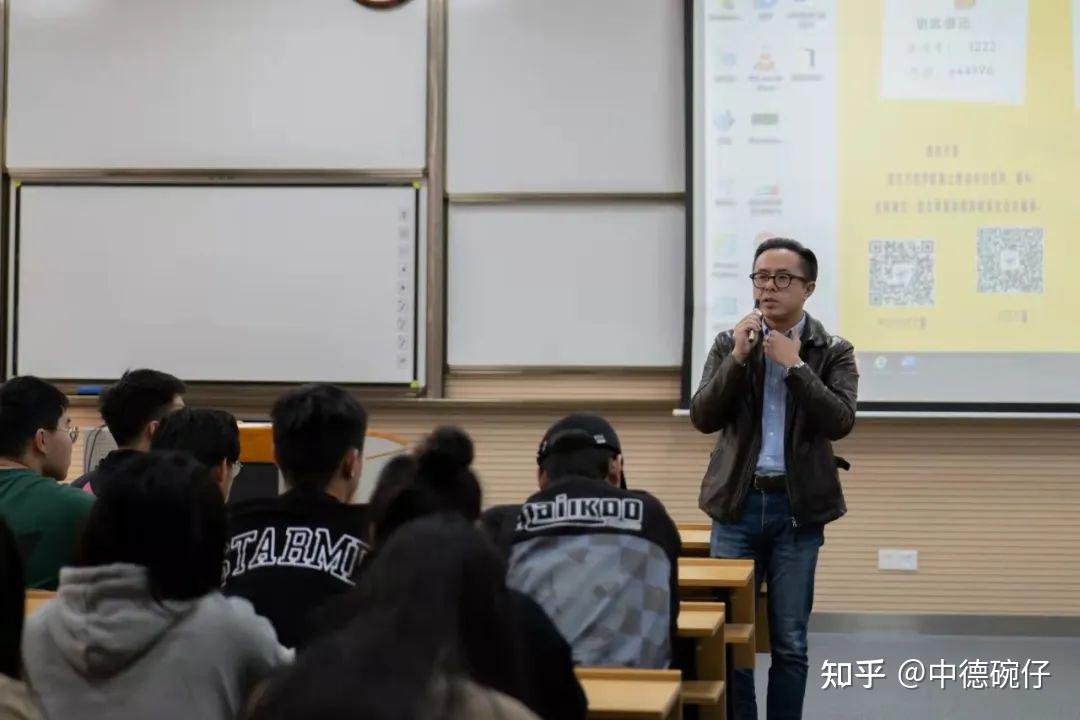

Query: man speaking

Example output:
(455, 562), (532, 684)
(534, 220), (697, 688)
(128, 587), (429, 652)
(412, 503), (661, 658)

(690, 238), (858, 720)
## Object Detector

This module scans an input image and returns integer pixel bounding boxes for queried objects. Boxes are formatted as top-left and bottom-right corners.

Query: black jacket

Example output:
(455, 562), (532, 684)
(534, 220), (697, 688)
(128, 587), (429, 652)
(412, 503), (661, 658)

(690, 312), (858, 526)
(480, 503), (521, 560)
(223, 488), (370, 649)
(504, 476), (681, 669)
(70, 449), (141, 496)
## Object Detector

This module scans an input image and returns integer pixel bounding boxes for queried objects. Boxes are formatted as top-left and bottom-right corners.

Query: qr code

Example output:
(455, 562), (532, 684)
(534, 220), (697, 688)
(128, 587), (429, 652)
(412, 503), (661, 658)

(869, 239), (935, 307)
(976, 228), (1044, 294)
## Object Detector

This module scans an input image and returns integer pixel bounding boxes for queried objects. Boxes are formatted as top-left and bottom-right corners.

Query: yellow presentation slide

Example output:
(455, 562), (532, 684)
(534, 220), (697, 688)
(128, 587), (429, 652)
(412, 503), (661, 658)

(840, 0), (1077, 353)
(694, 0), (1080, 404)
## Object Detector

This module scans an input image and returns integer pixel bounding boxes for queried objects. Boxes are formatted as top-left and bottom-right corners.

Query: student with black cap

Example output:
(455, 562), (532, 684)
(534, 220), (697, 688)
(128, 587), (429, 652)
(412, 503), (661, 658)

(501, 413), (681, 669)
(481, 413), (629, 554)
(539, 413), (630, 489)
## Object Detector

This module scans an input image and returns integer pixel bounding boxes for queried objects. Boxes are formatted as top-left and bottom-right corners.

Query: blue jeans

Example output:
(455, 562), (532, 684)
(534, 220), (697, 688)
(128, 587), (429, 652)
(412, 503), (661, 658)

(710, 489), (823, 720)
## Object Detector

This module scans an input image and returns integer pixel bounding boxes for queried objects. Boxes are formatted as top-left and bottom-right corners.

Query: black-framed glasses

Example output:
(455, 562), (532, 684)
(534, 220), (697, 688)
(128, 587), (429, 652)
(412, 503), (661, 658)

(49, 424), (79, 443)
(749, 271), (807, 289)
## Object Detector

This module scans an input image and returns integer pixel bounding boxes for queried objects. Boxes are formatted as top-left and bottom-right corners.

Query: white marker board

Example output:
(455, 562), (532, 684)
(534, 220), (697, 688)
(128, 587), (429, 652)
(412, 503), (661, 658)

(14, 185), (419, 383)
(447, 0), (685, 193)
(447, 203), (685, 367)
(6, 0), (428, 170)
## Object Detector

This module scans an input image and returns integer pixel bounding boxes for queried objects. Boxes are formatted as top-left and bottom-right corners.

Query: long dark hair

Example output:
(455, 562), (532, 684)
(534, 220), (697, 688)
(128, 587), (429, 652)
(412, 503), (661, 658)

(0, 517), (25, 679)
(252, 516), (526, 720)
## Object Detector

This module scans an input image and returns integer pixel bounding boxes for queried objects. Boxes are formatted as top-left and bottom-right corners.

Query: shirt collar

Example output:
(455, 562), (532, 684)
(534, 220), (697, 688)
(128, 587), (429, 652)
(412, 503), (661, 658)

(763, 313), (807, 339)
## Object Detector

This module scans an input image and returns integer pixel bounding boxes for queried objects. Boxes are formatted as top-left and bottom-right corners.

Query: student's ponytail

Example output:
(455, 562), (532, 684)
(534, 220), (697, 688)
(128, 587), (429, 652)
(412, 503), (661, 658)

(415, 427), (482, 522)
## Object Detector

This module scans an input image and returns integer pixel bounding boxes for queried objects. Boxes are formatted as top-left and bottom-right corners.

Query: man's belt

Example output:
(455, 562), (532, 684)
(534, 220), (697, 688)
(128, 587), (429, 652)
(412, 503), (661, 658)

(752, 474), (787, 493)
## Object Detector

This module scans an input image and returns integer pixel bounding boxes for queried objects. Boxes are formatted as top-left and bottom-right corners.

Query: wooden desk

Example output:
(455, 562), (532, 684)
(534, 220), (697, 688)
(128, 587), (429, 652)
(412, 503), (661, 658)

(576, 667), (682, 720)
(678, 525), (710, 557)
(678, 558), (755, 669)
(677, 558), (752, 591)
(677, 602), (725, 639)
(675, 523), (770, 652)
(678, 601), (727, 720)
(24, 590), (56, 617)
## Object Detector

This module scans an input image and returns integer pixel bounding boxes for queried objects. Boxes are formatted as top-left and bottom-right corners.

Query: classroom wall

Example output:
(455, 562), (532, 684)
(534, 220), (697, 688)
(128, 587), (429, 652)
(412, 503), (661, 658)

(66, 382), (1080, 617)
(17, 0), (1080, 618)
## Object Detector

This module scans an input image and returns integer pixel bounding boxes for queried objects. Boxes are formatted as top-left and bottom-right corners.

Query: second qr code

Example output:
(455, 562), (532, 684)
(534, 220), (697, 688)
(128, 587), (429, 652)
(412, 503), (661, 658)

(869, 239), (935, 307)
(977, 227), (1044, 294)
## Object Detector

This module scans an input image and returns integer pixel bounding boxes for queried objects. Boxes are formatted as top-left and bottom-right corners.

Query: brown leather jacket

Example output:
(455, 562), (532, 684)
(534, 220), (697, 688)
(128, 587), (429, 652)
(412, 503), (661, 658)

(690, 313), (858, 527)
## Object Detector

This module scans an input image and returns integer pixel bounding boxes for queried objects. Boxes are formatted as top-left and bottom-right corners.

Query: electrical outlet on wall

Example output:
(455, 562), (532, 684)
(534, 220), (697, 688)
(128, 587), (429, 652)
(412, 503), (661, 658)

(878, 549), (919, 571)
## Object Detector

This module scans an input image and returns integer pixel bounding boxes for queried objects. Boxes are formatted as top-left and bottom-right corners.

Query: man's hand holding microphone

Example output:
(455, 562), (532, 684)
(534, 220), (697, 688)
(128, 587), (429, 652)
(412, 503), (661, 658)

(732, 300), (802, 369)
(731, 301), (763, 366)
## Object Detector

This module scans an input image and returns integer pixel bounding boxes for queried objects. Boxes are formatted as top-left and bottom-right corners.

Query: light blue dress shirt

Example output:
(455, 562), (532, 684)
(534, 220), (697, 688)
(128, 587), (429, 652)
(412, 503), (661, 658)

(755, 314), (806, 476)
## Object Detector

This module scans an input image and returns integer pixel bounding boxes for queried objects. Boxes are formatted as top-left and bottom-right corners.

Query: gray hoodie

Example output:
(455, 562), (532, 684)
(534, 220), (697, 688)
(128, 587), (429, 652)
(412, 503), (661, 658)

(22, 563), (293, 720)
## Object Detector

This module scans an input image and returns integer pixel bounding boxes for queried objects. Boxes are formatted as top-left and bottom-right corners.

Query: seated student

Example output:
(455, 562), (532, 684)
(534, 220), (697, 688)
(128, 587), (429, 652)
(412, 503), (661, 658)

(364, 426), (479, 549)
(73, 368), (185, 496)
(250, 516), (538, 720)
(22, 452), (291, 720)
(0, 376), (93, 590)
(223, 384), (370, 649)
(505, 413), (681, 669)
(1, 517), (44, 720)
(481, 414), (631, 558)
(150, 407), (240, 498)
(327, 427), (586, 720)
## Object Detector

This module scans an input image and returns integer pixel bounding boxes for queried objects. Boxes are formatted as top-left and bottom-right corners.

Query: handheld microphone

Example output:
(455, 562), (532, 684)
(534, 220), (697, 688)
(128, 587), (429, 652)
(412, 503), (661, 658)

(748, 299), (761, 345)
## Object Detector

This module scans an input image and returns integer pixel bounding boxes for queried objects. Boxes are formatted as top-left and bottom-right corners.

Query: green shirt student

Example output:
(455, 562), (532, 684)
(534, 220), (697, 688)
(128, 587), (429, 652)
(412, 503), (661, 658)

(0, 376), (92, 590)
(0, 468), (93, 589)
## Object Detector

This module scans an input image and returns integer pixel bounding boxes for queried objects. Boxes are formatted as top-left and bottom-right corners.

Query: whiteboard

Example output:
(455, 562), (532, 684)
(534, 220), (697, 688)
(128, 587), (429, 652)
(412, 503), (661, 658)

(6, 0), (427, 170)
(447, 203), (684, 367)
(446, 0), (685, 193)
(15, 185), (419, 383)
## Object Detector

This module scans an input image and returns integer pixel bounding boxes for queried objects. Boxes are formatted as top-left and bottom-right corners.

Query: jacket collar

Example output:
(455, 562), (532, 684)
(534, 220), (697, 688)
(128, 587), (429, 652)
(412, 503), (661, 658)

(747, 311), (828, 381)
(543, 474), (615, 494)
(799, 311), (829, 348)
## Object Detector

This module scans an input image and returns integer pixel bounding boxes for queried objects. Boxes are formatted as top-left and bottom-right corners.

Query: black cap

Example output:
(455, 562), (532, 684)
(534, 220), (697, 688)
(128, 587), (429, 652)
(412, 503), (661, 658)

(537, 413), (626, 488)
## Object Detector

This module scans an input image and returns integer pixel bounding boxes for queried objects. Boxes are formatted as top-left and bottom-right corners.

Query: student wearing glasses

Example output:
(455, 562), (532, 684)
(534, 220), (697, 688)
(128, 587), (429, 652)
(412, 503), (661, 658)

(690, 238), (859, 720)
(0, 376), (93, 590)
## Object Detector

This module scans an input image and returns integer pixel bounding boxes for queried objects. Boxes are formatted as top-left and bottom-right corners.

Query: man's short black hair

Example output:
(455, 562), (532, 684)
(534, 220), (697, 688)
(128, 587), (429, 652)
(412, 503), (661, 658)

(99, 369), (186, 446)
(271, 384), (367, 490)
(151, 408), (240, 469)
(754, 237), (818, 282)
(0, 376), (68, 459)
(80, 451), (226, 601)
